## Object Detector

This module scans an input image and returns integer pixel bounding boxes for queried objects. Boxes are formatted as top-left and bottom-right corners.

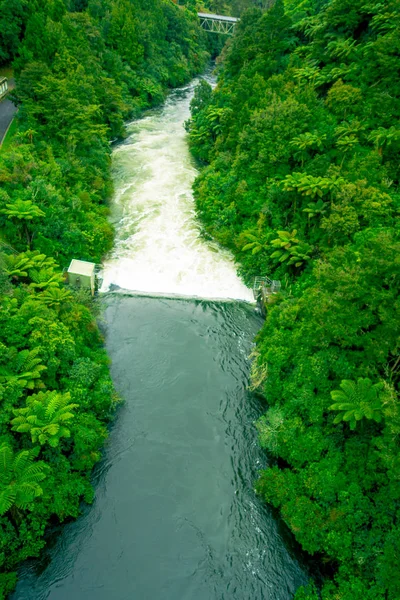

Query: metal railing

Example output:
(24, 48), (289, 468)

(253, 277), (281, 301)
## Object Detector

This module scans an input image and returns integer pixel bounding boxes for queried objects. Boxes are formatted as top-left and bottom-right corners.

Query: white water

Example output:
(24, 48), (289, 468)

(101, 79), (254, 302)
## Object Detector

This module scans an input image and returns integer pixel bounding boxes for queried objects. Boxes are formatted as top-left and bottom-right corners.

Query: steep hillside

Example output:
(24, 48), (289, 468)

(187, 1), (400, 598)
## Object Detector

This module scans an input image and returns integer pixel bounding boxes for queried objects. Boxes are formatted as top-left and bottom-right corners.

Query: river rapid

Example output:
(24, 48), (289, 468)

(12, 78), (308, 599)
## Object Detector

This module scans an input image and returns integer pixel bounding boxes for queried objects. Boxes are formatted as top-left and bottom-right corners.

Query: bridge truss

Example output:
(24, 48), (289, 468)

(198, 12), (238, 35)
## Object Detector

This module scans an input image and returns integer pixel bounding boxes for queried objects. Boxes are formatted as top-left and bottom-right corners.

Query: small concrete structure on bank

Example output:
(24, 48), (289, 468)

(68, 259), (96, 295)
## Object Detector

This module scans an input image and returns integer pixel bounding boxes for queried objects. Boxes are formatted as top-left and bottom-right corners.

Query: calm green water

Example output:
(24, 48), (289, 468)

(13, 296), (307, 599)
(13, 80), (308, 599)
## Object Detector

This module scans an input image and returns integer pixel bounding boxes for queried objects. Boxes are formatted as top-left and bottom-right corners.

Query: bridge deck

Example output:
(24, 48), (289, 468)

(197, 12), (238, 23)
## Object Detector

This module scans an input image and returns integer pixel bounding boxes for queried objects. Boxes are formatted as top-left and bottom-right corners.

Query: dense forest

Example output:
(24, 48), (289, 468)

(1, 0), (399, 597)
(187, 0), (400, 598)
(0, 1), (208, 596)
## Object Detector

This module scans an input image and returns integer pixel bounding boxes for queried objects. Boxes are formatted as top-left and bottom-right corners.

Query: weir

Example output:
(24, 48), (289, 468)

(100, 77), (253, 302)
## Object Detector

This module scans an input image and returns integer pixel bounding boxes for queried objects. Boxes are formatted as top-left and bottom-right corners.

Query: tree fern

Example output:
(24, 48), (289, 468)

(0, 444), (46, 516)
(3, 254), (35, 278)
(40, 286), (72, 308)
(0, 200), (45, 221)
(28, 268), (64, 290)
(0, 347), (46, 390)
(12, 391), (78, 447)
(329, 378), (385, 430)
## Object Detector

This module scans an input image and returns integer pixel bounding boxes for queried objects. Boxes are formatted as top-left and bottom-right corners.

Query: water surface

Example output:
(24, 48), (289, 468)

(13, 297), (307, 599)
(100, 78), (253, 301)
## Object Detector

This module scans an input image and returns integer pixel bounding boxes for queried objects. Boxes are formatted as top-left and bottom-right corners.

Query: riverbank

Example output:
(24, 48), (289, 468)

(187, 4), (400, 599)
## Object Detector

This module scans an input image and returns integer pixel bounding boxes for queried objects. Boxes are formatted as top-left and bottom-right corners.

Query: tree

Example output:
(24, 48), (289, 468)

(39, 286), (72, 309)
(28, 267), (64, 290)
(0, 444), (46, 517)
(2, 251), (57, 280)
(0, 346), (46, 390)
(368, 126), (400, 156)
(302, 199), (328, 222)
(0, 0), (30, 65)
(290, 132), (326, 166)
(282, 173), (345, 200)
(241, 232), (268, 254)
(1, 200), (45, 247)
(2, 253), (35, 278)
(1, 200), (45, 221)
(329, 378), (385, 430)
(270, 230), (312, 267)
(11, 390), (78, 447)
(256, 407), (284, 455)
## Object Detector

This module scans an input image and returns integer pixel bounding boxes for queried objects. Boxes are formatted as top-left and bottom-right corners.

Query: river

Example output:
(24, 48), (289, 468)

(12, 79), (308, 599)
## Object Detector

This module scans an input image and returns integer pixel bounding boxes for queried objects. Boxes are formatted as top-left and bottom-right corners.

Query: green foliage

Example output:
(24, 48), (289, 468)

(189, 0), (400, 597)
(0, 345), (46, 390)
(0, 444), (46, 516)
(0, 0), (30, 65)
(242, 232), (268, 254)
(329, 378), (385, 430)
(0, 0), (208, 265)
(11, 390), (78, 447)
(0, 573), (17, 599)
(0, 255), (120, 592)
(3, 254), (34, 278)
(28, 267), (64, 290)
(1, 200), (45, 221)
(270, 230), (312, 267)
(39, 286), (73, 308)
(282, 173), (345, 199)
(302, 198), (327, 220)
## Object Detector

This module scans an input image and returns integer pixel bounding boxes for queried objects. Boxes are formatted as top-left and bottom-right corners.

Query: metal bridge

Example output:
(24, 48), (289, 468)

(198, 12), (238, 35)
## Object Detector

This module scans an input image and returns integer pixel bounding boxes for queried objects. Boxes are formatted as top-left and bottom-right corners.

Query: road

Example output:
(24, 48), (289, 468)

(0, 79), (17, 145)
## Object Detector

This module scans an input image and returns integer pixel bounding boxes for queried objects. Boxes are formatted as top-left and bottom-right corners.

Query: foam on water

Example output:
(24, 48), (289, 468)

(101, 81), (254, 302)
